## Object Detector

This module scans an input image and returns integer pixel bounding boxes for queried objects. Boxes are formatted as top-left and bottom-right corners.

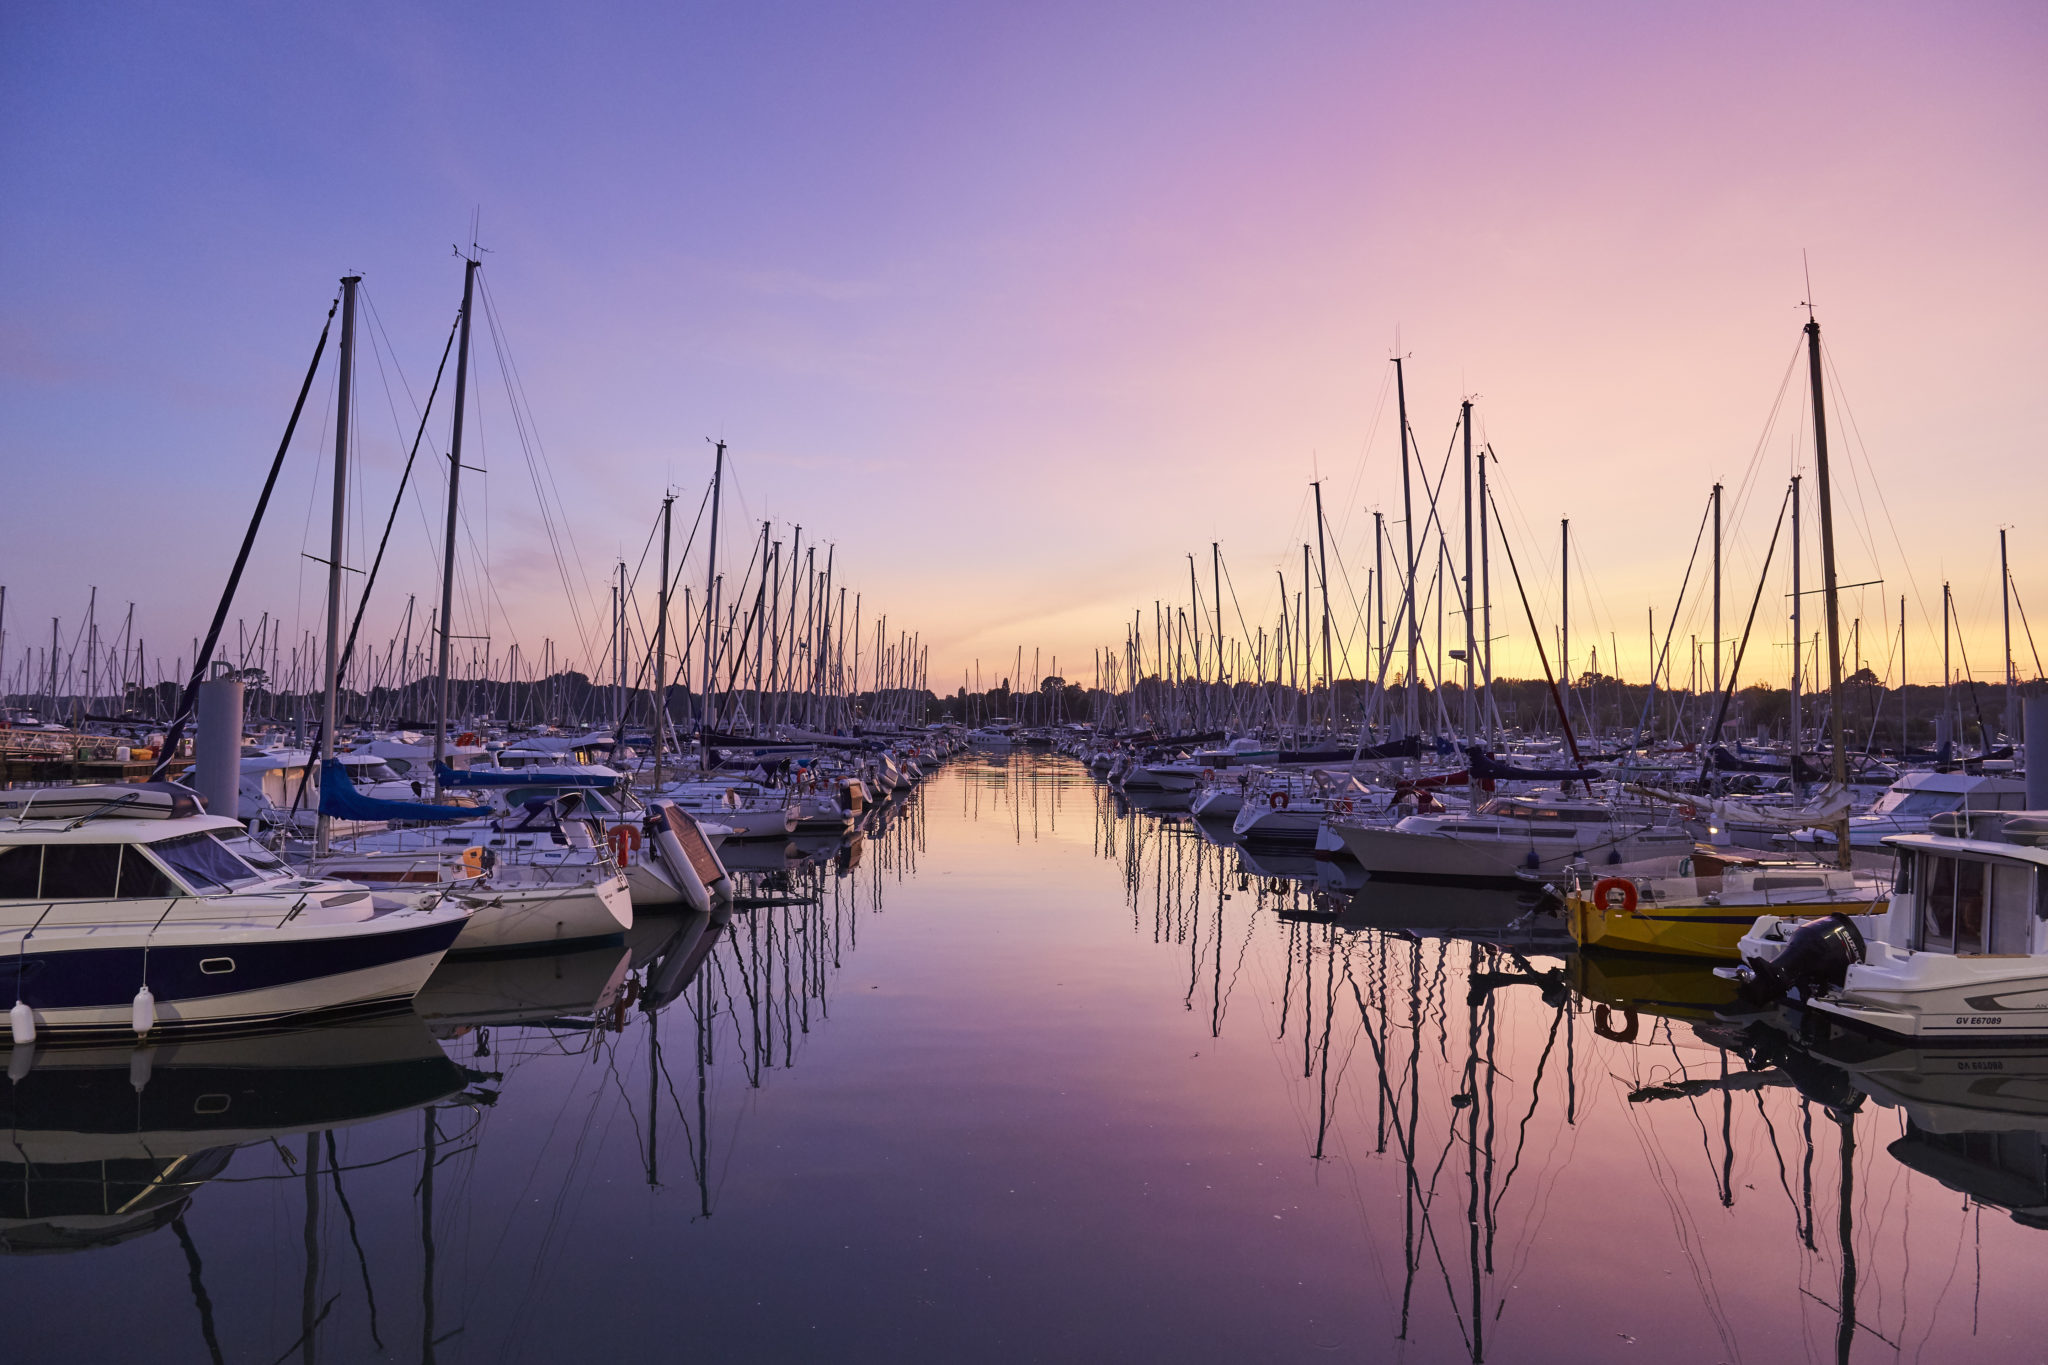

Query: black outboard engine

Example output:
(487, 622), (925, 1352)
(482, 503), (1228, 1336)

(1741, 913), (1866, 1004)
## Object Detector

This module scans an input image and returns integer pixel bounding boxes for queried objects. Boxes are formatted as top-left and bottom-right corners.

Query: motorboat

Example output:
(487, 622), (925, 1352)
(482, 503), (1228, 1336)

(1736, 811), (2048, 1040)
(1565, 846), (1889, 959)
(0, 787), (469, 1040)
(1777, 769), (2031, 854)
(1328, 792), (1693, 887)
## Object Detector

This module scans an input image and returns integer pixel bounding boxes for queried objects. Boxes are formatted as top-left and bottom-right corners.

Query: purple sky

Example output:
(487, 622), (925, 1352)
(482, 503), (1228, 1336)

(4, 3), (2045, 696)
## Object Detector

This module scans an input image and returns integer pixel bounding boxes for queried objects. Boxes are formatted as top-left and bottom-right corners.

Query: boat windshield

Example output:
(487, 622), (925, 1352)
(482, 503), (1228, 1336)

(1873, 790), (1961, 817)
(148, 832), (266, 893)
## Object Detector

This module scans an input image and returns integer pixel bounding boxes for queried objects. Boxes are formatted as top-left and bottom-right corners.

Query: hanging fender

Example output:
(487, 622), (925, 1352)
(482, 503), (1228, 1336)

(1592, 1004), (1640, 1043)
(1591, 876), (1639, 915)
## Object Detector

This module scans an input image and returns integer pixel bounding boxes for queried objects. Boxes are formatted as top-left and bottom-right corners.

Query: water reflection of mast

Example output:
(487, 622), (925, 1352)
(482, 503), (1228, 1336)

(1833, 1101), (1858, 1365)
(171, 1215), (226, 1365)
(421, 1109), (438, 1365)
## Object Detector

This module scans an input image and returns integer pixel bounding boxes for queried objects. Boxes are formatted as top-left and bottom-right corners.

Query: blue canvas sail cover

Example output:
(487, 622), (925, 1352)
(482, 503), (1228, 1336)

(434, 761), (616, 790)
(1465, 746), (1601, 782)
(1707, 745), (1832, 783)
(320, 759), (478, 822)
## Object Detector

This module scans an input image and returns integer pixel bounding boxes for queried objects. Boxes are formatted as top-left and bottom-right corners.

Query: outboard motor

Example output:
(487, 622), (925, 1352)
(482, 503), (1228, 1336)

(1741, 913), (1866, 1004)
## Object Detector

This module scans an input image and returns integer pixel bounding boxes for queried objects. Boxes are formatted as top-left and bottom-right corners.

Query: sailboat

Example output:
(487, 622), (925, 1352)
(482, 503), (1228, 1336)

(1567, 312), (1890, 959)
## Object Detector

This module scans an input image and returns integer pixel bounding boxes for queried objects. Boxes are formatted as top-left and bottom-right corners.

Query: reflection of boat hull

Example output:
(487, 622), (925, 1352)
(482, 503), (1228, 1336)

(1122, 788), (1194, 813)
(1325, 880), (1537, 934)
(0, 1014), (463, 1165)
(1566, 951), (1742, 1020)
(1767, 1018), (2048, 1131)
(413, 944), (634, 1032)
(1234, 846), (1324, 882)
(0, 1015), (463, 1255)
(716, 839), (798, 873)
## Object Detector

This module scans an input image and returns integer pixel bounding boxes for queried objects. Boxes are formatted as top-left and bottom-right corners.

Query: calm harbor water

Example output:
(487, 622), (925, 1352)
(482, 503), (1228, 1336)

(11, 753), (2047, 1363)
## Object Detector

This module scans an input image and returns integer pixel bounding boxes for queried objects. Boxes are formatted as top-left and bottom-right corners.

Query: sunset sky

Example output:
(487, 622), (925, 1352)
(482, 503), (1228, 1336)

(4, 3), (2045, 698)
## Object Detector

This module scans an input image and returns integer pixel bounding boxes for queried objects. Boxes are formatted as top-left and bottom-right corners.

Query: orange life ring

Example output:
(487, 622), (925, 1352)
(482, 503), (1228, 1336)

(1592, 876), (1638, 915)
(608, 824), (641, 867)
(1203, 768), (1216, 781)
(1593, 1004), (1640, 1043)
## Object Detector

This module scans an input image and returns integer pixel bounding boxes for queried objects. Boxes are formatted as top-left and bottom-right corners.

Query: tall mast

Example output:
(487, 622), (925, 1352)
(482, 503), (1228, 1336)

(1560, 518), (1570, 740)
(1212, 542), (1223, 720)
(1711, 481), (1723, 735)
(1941, 581), (1957, 753)
(1373, 510), (1386, 727)
(1479, 446), (1493, 738)
(2003, 528), (2015, 743)
(432, 254), (477, 795)
(1790, 475), (1803, 782)
(700, 440), (725, 755)
(1806, 313), (1851, 867)
(1461, 402), (1475, 744)
(314, 274), (359, 857)
(1394, 357), (1418, 735)
(1313, 481), (1333, 734)
(652, 492), (675, 787)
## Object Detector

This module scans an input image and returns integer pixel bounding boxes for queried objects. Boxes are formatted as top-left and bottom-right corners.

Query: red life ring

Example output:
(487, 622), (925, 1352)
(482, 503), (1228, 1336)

(1593, 1004), (1640, 1043)
(1202, 768), (1216, 781)
(456, 732), (478, 747)
(1269, 791), (1289, 810)
(608, 824), (641, 867)
(1592, 877), (1638, 915)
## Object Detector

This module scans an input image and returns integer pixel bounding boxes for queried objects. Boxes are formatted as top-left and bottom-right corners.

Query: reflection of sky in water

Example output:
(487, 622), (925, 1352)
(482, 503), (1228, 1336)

(10, 753), (2048, 1363)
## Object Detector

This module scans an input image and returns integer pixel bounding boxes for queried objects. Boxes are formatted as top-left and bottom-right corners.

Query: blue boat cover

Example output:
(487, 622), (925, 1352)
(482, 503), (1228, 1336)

(434, 762), (616, 790)
(320, 759), (478, 823)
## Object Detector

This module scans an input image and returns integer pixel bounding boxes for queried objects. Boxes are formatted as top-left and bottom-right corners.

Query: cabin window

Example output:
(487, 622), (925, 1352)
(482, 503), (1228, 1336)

(117, 848), (177, 899)
(1951, 859), (1988, 952)
(1988, 863), (2035, 955)
(385, 757), (414, 775)
(1922, 855), (1958, 951)
(1893, 851), (1915, 896)
(0, 846), (41, 898)
(148, 833), (263, 893)
(1753, 875), (1826, 892)
(39, 844), (121, 899)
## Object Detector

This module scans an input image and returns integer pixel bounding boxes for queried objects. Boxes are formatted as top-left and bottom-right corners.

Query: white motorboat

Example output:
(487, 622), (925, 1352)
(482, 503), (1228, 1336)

(1737, 811), (2048, 1041)
(1329, 793), (1694, 886)
(1777, 769), (2031, 854)
(0, 789), (469, 1040)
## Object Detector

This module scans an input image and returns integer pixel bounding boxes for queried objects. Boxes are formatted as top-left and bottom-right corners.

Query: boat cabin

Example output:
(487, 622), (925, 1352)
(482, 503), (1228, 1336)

(1886, 813), (2048, 958)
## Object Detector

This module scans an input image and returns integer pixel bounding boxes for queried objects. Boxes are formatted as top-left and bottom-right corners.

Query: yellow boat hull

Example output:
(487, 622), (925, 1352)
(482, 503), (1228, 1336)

(1567, 893), (1885, 960)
